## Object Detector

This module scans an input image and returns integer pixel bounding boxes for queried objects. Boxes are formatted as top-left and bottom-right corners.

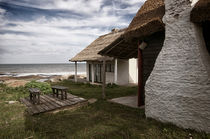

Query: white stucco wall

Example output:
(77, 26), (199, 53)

(129, 58), (138, 84)
(117, 59), (129, 85)
(86, 59), (137, 85)
(106, 72), (114, 83)
(145, 0), (210, 133)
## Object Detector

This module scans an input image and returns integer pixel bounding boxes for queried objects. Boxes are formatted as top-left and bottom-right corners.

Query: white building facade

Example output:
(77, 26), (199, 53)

(86, 58), (138, 85)
(145, 0), (210, 133)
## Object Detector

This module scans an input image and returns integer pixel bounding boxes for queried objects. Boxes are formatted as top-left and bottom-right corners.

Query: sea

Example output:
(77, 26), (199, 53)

(0, 63), (86, 77)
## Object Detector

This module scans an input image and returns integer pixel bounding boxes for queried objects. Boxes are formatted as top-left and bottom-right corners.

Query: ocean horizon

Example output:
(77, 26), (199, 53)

(0, 63), (86, 77)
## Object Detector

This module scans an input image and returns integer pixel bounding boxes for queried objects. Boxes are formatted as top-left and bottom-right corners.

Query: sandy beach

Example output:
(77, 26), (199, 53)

(0, 74), (86, 87)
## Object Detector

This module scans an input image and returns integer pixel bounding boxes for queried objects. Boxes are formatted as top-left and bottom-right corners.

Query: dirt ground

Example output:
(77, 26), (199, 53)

(0, 74), (86, 87)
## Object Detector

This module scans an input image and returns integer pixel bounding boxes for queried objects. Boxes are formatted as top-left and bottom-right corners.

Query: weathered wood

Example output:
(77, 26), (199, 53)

(102, 58), (106, 99)
(51, 85), (68, 100)
(29, 88), (41, 104)
(25, 98), (40, 114)
(138, 46), (144, 107)
(45, 94), (66, 106)
(20, 93), (87, 115)
(114, 58), (118, 84)
(40, 95), (57, 109)
(20, 98), (32, 107)
(51, 86), (68, 90)
(64, 99), (77, 105)
(42, 95), (60, 108)
(29, 88), (40, 93)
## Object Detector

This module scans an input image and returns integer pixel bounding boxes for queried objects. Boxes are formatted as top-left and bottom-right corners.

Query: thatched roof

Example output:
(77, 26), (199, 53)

(124, 0), (165, 40)
(99, 31), (165, 59)
(191, 0), (210, 23)
(99, 0), (165, 59)
(70, 29), (125, 62)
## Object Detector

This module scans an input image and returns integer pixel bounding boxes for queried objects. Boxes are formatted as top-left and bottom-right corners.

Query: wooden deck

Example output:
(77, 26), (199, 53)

(20, 93), (87, 115)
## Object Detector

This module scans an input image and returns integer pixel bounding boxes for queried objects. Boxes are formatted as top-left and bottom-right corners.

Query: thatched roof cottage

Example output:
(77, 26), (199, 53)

(70, 29), (138, 85)
(99, 0), (210, 133)
(99, 0), (165, 106)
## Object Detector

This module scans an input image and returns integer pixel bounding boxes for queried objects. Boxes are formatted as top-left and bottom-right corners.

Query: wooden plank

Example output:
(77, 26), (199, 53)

(35, 105), (46, 113)
(67, 93), (78, 99)
(63, 98), (76, 106)
(102, 58), (106, 99)
(58, 98), (71, 106)
(51, 86), (68, 90)
(20, 98), (32, 107)
(45, 94), (66, 107)
(77, 97), (85, 101)
(40, 103), (49, 111)
(21, 94), (87, 115)
(21, 99), (40, 114)
(24, 97), (42, 114)
(138, 46), (144, 106)
(39, 96), (54, 110)
(42, 101), (55, 111)
(25, 98), (42, 114)
(29, 88), (40, 93)
(42, 96), (62, 110)
(72, 97), (83, 102)
(26, 108), (34, 115)
(41, 95), (60, 109)
(47, 94), (70, 106)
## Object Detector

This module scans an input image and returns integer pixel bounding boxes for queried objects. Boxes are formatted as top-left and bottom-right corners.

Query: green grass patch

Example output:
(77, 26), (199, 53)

(0, 81), (209, 139)
(25, 81), (52, 94)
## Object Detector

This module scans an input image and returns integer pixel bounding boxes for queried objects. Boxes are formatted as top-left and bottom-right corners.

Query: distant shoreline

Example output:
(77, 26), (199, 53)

(0, 72), (86, 78)
(0, 63), (86, 78)
(0, 73), (86, 87)
(0, 63), (86, 87)
(0, 63), (85, 65)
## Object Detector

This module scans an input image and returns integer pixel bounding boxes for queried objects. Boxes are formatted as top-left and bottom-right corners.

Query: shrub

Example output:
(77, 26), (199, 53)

(25, 81), (52, 94)
(106, 83), (118, 88)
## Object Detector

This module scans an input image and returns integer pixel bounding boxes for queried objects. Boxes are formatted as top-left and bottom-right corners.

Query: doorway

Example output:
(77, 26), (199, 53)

(94, 64), (102, 83)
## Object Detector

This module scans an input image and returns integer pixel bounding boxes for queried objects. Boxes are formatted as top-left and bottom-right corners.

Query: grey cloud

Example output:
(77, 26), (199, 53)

(0, 0), (145, 63)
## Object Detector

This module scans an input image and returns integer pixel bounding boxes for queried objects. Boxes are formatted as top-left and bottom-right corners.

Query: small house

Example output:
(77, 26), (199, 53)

(99, 0), (210, 133)
(70, 29), (138, 85)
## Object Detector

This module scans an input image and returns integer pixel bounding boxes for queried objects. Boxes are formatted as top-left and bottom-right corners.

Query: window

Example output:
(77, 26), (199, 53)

(106, 64), (114, 72)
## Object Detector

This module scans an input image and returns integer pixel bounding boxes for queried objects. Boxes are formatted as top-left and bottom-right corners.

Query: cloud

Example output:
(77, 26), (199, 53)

(0, 0), (145, 63)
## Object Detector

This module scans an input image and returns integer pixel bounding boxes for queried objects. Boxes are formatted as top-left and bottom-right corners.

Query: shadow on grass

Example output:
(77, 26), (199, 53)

(24, 101), (145, 139)
(23, 100), (209, 139)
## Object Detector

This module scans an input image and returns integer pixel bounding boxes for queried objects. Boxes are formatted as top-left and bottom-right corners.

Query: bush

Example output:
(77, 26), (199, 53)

(106, 83), (118, 88)
(25, 81), (52, 94)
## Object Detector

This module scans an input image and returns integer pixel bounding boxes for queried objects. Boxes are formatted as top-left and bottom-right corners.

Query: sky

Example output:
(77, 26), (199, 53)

(0, 0), (145, 64)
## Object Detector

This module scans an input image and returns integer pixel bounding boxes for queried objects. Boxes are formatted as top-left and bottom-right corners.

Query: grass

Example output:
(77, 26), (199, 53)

(0, 81), (209, 139)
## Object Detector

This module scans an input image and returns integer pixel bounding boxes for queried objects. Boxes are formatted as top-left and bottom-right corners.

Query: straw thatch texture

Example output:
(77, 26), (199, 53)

(124, 0), (165, 40)
(99, 31), (165, 59)
(99, 0), (165, 59)
(70, 29), (125, 62)
(191, 0), (210, 23)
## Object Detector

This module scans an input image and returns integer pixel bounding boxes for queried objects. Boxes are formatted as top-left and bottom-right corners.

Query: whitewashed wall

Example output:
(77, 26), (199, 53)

(129, 58), (138, 84)
(117, 59), (129, 85)
(145, 0), (210, 133)
(86, 59), (138, 85)
(86, 62), (90, 81)
(106, 72), (114, 83)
